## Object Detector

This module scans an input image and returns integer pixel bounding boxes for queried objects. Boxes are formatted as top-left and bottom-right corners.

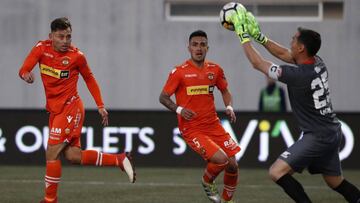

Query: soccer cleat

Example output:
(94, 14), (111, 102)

(117, 152), (136, 183)
(202, 178), (221, 203)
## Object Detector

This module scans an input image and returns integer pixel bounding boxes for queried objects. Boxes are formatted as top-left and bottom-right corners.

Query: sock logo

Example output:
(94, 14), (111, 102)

(45, 182), (51, 188)
(226, 191), (233, 198)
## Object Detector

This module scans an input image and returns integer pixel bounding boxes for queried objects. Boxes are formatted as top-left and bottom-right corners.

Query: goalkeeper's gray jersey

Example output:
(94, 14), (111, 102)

(278, 56), (340, 135)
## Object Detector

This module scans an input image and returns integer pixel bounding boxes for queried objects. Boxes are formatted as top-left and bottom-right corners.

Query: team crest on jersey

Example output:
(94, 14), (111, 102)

(61, 56), (71, 66)
(207, 72), (214, 80)
(62, 59), (69, 65)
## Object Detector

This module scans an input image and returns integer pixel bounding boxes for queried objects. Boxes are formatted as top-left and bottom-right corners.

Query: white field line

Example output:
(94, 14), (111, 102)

(0, 179), (329, 189)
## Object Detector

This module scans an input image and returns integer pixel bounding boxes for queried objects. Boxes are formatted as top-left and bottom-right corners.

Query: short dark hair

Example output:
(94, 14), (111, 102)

(51, 17), (72, 32)
(189, 30), (207, 41)
(297, 27), (321, 56)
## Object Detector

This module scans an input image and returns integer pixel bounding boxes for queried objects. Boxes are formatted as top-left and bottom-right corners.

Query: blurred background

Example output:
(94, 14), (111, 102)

(1, 0), (358, 111)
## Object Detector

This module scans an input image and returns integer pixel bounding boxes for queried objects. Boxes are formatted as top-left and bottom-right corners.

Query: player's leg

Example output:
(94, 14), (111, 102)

(269, 133), (313, 203)
(183, 130), (225, 203)
(63, 145), (136, 183)
(65, 98), (136, 183)
(40, 110), (71, 203)
(201, 149), (228, 203)
(208, 124), (240, 202)
(323, 175), (360, 203)
(315, 132), (360, 203)
(222, 156), (238, 202)
(41, 142), (68, 203)
(269, 158), (312, 203)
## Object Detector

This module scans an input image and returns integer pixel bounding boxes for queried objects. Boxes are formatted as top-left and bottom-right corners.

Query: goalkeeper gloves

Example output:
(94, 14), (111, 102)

(246, 12), (268, 45)
(229, 5), (250, 44)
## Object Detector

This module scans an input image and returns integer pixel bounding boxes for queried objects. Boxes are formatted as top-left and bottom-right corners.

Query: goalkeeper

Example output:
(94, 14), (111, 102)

(228, 7), (360, 203)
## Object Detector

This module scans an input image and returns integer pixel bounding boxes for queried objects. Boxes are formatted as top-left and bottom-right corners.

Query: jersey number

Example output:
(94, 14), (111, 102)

(311, 71), (329, 109)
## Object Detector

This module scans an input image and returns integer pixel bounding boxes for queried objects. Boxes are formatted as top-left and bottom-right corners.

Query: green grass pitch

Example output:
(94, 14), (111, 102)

(0, 166), (358, 202)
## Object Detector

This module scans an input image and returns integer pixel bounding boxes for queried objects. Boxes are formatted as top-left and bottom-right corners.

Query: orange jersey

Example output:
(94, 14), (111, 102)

(19, 40), (104, 114)
(163, 60), (228, 131)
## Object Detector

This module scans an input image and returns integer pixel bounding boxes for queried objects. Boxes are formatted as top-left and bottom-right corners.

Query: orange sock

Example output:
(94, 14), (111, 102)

(44, 160), (61, 203)
(203, 162), (228, 183)
(222, 170), (238, 201)
(81, 150), (118, 166)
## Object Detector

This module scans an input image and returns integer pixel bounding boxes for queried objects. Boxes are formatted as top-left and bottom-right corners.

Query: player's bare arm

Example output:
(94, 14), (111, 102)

(264, 39), (295, 64)
(159, 91), (196, 120)
(220, 88), (236, 123)
(242, 42), (273, 75)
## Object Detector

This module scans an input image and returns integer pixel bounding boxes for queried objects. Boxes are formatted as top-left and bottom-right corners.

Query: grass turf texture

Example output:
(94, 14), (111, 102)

(0, 166), (358, 202)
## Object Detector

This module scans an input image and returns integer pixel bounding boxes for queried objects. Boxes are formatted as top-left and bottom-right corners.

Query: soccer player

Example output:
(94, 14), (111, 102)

(229, 9), (360, 203)
(159, 30), (240, 203)
(18, 17), (135, 203)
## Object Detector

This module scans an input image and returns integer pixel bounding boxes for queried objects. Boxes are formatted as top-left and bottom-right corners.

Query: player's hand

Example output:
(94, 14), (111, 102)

(246, 12), (268, 45)
(98, 107), (109, 126)
(21, 72), (35, 84)
(226, 108), (236, 123)
(229, 5), (250, 44)
(180, 108), (196, 121)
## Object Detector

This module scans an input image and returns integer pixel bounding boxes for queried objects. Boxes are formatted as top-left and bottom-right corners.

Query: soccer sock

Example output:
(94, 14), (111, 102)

(203, 162), (228, 183)
(333, 179), (360, 203)
(222, 170), (238, 201)
(44, 160), (61, 203)
(276, 174), (312, 203)
(81, 150), (119, 166)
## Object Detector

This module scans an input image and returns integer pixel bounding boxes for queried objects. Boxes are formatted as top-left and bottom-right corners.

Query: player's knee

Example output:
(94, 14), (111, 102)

(269, 164), (282, 181)
(226, 161), (238, 173)
(64, 151), (81, 164)
(210, 150), (229, 165)
(323, 175), (343, 189)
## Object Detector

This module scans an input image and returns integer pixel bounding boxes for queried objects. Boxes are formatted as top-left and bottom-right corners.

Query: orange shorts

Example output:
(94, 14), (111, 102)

(182, 122), (241, 160)
(48, 96), (85, 147)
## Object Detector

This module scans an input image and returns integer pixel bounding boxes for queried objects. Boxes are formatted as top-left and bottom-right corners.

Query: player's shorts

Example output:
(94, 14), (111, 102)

(48, 96), (85, 147)
(181, 121), (241, 161)
(278, 130), (342, 176)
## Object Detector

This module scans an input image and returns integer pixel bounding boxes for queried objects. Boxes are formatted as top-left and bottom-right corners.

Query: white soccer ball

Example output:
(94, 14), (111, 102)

(219, 2), (246, 31)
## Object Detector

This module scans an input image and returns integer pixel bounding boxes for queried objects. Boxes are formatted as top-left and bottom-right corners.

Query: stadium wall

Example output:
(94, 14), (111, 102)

(0, 110), (359, 168)
(0, 0), (359, 111)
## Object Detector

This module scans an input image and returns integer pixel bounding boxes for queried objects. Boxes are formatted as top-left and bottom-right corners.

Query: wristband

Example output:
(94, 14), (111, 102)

(226, 105), (233, 111)
(176, 106), (183, 114)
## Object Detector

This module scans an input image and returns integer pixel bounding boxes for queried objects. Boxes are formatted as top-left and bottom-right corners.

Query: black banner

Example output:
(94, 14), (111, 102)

(0, 110), (358, 168)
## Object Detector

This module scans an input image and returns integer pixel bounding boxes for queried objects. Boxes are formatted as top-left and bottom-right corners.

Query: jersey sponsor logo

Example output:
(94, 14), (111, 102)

(50, 127), (61, 135)
(186, 85), (214, 95)
(40, 64), (70, 79)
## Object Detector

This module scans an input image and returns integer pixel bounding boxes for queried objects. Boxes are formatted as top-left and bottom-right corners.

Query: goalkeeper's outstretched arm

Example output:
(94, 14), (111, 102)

(242, 41), (273, 76)
(263, 39), (295, 64)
